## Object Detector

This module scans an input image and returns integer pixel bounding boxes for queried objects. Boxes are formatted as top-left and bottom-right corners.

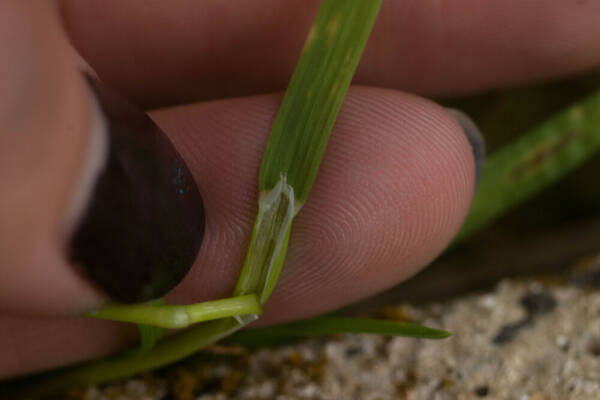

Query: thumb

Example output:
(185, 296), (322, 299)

(0, 1), (204, 316)
(0, 1), (105, 315)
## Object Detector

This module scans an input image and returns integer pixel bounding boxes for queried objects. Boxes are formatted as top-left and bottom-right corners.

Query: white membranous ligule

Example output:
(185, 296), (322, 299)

(259, 176), (296, 304)
(236, 174), (299, 305)
(228, 175), (299, 330)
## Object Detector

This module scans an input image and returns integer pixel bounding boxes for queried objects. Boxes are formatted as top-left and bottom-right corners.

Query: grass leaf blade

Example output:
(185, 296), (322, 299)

(234, 0), (382, 304)
(226, 316), (450, 349)
(137, 324), (165, 354)
(456, 90), (600, 243)
(259, 0), (383, 203)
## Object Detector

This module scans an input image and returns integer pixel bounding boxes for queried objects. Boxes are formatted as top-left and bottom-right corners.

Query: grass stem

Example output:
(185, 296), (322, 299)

(88, 295), (261, 329)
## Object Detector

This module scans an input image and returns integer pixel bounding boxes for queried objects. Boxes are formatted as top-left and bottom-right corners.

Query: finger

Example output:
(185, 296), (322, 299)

(163, 87), (477, 322)
(1, 1), (209, 315)
(0, 86), (478, 377)
(60, 0), (600, 107)
(0, 1), (108, 315)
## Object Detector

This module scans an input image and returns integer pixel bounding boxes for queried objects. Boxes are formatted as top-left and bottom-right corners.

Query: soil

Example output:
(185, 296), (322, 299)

(74, 255), (600, 400)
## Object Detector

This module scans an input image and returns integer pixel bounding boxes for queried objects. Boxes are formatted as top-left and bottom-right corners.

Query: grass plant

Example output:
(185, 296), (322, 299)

(3, 0), (600, 397)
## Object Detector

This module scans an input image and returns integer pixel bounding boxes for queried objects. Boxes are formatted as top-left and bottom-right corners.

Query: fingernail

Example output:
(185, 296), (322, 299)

(69, 73), (205, 303)
(446, 108), (486, 184)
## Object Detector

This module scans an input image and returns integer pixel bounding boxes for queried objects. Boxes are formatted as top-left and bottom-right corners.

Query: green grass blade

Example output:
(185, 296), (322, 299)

(226, 316), (450, 349)
(136, 324), (164, 354)
(282, 316), (450, 339)
(234, 0), (382, 305)
(135, 298), (165, 352)
(456, 90), (600, 243)
(259, 0), (383, 203)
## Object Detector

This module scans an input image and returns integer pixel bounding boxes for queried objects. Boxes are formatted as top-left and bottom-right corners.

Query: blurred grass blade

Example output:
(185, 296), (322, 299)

(136, 298), (165, 353)
(456, 90), (600, 243)
(226, 316), (450, 349)
(136, 325), (164, 354)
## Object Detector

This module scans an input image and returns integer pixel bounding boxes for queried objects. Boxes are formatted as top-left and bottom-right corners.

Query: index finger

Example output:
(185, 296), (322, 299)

(60, 0), (600, 108)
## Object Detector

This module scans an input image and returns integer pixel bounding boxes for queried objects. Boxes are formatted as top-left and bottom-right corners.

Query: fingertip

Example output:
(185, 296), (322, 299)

(155, 88), (479, 324)
(0, 87), (483, 377)
(119, 87), (479, 322)
(314, 87), (477, 256)
(281, 87), (477, 296)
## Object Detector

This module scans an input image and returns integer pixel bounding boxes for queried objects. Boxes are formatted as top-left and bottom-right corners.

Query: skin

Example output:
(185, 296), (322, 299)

(1, 0), (600, 379)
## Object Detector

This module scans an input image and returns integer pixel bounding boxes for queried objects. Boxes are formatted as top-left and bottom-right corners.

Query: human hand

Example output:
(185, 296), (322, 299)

(2, 0), (599, 378)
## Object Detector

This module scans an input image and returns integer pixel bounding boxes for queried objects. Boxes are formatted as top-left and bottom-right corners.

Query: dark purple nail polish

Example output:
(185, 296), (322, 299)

(446, 108), (486, 185)
(70, 74), (205, 303)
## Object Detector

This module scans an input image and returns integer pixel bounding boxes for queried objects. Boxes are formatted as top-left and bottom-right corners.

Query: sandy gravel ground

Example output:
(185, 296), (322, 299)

(73, 274), (600, 400)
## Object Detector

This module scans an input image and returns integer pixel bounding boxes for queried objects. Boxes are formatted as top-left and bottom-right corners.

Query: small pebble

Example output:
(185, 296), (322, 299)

(474, 385), (489, 397)
(556, 335), (569, 349)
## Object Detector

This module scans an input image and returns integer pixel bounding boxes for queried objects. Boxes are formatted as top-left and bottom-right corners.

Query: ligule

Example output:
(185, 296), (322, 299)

(234, 175), (297, 303)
